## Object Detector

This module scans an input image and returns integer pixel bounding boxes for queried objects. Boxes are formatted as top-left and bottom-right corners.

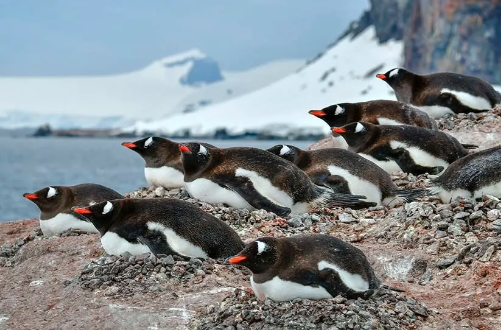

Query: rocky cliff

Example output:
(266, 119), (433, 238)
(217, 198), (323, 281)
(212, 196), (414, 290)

(342, 0), (501, 84)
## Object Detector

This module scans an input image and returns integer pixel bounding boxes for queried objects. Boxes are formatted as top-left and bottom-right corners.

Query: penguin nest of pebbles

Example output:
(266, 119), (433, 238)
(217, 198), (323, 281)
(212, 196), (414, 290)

(191, 287), (431, 330)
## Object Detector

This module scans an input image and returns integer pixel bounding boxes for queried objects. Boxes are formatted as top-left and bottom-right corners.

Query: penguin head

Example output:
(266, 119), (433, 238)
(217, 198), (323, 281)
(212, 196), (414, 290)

(331, 122), (374, 148)
(309, 104), (351, 127)
(72, 200), (120, 235)
(266, 144), (301, 163)
(121, 136), (167, 158)
(228, 237), (279, 274)
(376, 68), (412, 88)
(179, 142), (212, 174)
(23, 186), (67, 212)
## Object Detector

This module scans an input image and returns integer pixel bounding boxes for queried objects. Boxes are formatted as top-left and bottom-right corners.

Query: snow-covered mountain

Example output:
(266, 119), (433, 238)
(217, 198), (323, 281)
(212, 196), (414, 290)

(0, 49), (303, 129)
(125, 27), (403, 137)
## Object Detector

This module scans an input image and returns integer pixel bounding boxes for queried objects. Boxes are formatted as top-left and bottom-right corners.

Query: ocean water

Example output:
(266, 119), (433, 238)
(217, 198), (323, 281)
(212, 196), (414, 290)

(0, 136), (314, 222)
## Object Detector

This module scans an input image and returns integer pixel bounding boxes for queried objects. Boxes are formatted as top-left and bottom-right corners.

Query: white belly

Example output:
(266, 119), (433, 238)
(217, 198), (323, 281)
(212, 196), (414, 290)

(145, 166), (185, 189)
(100, 231), (151, 256)
(327, 165), (382, 205)
(433, 187), (472, 203)
(250, 276), (332, 302)
(147, 222), (208, 258)
(359, 153), (402, 173)
(389, 140), (449, 170)
(39, 213), (98, 237)
(235, 168), (294, 207)
(415, 105), (455, 118)
(473, 182), (501, 200)
(331, 135), (349, 149)
(377, 117), (404, 126)
(186, 178), (252, 209)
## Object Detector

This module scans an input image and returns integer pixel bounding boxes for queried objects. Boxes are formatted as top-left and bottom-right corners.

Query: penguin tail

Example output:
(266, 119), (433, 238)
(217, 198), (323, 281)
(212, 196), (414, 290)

(319, 191), (377, 210)
(461, 143), (478, 150)
(394, 188), (430, 202)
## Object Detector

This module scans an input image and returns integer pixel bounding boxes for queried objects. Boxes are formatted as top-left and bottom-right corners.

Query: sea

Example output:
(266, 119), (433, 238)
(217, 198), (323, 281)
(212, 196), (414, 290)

(0, 136), (314, 222)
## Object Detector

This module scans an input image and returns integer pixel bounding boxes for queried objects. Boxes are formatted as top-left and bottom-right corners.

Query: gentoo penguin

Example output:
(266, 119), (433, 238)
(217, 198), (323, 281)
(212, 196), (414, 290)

(228, 234), (381, 301)
(23, 183), (124, 236)
(72, 198), (244, 258)
(376, 68), (501, 118)
(430, 145), (501, 203)
(179, 143), (376, 216)
(267, 144), (427, 207)
(309, 100), (438, 130)
(332, 122), (472, 175)
(121, 137), (216, 189)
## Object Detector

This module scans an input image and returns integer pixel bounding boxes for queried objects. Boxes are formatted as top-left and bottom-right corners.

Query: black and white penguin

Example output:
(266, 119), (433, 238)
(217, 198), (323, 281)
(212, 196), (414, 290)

(228, 234), (381, 301)
(267, 144), (427, 207)
(179, 143), (376, 216)
(72, 198), (244, 258)
(309, 100), (438, 130)
(23, 183), (124, 236)
(332, 122), (472, 175)
(430, 145), (501, 202)
(122, 136), (216, 189)
(376, 68), (501, 118)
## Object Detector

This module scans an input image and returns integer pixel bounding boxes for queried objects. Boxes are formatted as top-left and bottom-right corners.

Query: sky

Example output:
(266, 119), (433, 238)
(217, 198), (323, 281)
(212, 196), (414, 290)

(0, 0), (369, 76)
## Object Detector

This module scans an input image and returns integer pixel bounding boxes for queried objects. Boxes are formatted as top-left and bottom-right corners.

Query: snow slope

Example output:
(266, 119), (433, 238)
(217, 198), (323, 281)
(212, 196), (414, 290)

(0, 49), (302, 129)
(127, 27), (404, 137)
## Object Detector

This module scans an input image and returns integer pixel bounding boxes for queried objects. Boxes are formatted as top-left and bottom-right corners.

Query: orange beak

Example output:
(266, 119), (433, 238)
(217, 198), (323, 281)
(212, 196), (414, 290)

(228, 255), (247, 264)
(73, 207), (92, 215)
(332, 127), (347, 134)
(23, 193), (38, 200)
(376, 74), (386, 80)
(121, 142), (136, 149)
(179, 145), (191, 153)
(308, 110), (327, 117)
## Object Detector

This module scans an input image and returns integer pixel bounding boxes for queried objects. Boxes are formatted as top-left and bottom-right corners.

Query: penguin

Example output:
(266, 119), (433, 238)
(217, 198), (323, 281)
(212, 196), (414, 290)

(267, 144), (428, 207)
(331, 122), (472, 175)
(179, 143), (376, 216)
(228, 234), (381, 301)
(430, 145), (501, 203)
(308, 100), (438, 130)
(376, 68), (501, 118)
(22, 183), (124, 236)
(121, 136), (216, 189)
(72, 198), (244, 258)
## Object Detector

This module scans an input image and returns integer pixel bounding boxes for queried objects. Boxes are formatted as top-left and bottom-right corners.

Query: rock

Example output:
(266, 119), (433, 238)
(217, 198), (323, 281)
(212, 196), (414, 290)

(435, 231), (448, 239)
(487, 209), (500, 221)
(447, 225), (464, 237)
(492, 219), (501, 233)
(469, 211), (483, 221)
(338, 214), (357, 223)
(436, 255), (457, 269)
(454, 212), (470, 220)
(479, 245), (496, 262)
(286, 217), (302, 227)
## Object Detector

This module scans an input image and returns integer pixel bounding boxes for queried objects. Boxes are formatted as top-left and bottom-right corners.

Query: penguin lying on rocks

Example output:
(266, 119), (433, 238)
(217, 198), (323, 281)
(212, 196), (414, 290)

(267, 144), (428, 207)
(376, 68), (501, 118)
(73, 198), (244, 258)
(228, 234), (381, 301)
(332, 122), (474, 175)
(179, 143), (376, 216)
(23, 183), (124, 236)
(430, 145), (501, 202)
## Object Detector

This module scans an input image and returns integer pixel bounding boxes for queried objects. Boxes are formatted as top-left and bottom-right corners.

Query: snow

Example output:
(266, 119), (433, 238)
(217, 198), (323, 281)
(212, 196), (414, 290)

(0, 49), (302, 129)
(126, 27), (404, 137)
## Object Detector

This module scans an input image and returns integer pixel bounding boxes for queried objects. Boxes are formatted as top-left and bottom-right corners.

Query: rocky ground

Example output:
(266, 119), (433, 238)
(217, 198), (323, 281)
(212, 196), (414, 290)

(1, 111), (500, 330)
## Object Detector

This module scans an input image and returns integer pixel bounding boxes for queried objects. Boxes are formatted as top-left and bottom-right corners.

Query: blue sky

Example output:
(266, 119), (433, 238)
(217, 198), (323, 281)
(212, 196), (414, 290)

(0, 0), (369, 76)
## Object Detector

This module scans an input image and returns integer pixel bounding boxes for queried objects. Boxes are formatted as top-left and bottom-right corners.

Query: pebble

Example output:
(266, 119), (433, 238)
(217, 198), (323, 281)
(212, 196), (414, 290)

(487, 209), (500, 221)
(338, 214), (357, 223)
(493, 219), (501, 233)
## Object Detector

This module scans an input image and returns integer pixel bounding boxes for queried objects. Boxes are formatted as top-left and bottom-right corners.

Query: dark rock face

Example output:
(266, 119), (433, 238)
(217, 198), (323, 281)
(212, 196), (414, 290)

(341, 0), (501, 84)
(180, 57), (224, 86)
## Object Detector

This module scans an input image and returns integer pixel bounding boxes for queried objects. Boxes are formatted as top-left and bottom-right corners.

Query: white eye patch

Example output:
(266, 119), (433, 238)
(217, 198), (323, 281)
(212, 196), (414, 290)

(199, 145), (208, 155)
(279, 145), (291, 156)
(334, 106), (345, 115)
(389, 69), (399, 78)
(47, 187), (57, 198)
(256, 241), (268, 255)
(102, 201), (113, 215)
(144, 137), (153, 148)
(355, 123), (365, 133)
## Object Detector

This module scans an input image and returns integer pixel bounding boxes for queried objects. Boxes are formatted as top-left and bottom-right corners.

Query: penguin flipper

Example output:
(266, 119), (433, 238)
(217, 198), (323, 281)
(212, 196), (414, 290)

(461, 144), (478, 150)
(318, 268), (375, 300)
(222, 177), (291, 217)
(391, 148), (444, 175)
(137, 231), (176, 257)
(394, 188), (430, 202)
(310, 173), (351, 194)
